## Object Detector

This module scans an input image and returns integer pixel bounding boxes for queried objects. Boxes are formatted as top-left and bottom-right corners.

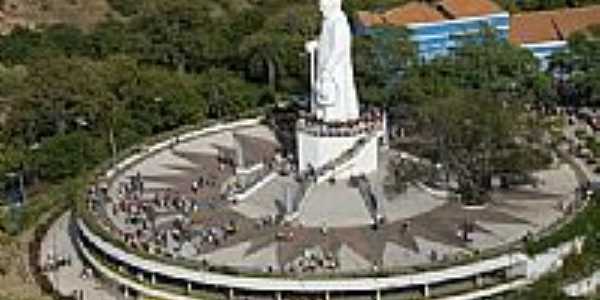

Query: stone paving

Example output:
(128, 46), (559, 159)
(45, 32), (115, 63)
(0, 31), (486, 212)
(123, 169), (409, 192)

(40, 212), (116, 300)
(96, 124), (579, 275)
(231, 175), (297, 219)
(298, 179), (372, 227)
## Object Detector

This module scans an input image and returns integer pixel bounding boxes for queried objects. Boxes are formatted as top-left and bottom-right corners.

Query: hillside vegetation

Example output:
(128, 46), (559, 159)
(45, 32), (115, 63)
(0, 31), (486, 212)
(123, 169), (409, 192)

(1, 0), (111, 30)
(1, 0), (600, 299)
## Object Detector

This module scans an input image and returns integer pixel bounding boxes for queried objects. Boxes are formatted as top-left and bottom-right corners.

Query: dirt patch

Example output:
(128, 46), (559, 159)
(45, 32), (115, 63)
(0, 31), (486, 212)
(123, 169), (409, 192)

(2, 0), (112, 31)
(0, 232), (49, 300)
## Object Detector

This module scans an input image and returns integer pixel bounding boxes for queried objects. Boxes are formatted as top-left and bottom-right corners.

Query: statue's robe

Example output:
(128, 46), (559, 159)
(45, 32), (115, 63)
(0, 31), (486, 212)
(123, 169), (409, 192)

(316, 10), (359, 122)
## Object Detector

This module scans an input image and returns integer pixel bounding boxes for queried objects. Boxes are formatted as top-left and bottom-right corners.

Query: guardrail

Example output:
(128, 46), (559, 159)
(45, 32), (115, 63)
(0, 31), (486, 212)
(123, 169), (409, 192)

(74, 113), (592, 283)
(76, 118), (519, 279)
(77, 218), (529, 292)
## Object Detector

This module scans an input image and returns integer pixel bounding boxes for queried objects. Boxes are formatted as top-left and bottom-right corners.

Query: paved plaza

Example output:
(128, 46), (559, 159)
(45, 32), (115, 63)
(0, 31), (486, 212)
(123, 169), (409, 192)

(91, 124), (580, 275)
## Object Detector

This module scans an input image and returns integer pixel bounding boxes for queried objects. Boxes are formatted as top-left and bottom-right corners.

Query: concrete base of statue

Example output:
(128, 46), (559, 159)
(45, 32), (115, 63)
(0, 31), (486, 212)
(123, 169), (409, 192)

(296, 114), (384, 183)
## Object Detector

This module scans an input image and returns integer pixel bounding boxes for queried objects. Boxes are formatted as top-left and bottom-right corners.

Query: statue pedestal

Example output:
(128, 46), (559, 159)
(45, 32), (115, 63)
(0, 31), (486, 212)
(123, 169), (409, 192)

(296, 113), (384, 183)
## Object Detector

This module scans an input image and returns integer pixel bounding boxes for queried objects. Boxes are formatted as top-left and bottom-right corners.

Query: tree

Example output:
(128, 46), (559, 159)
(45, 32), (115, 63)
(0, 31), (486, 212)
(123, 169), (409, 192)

(33, 131), (107, 181)
(0, 28), (62, 65)
(83, 20), (134, 59)
(238, 3), (318, 94)
(199, 68), (265, 119)
(412, 90), (548, 204)
(239, 31), (290, 92)
(121, 64), (207, 133)
(43, 24), (86, 57)
(391, 36), (544, 107)
(7, 56), (106, 143)
(549, 28), (600, 106)
(0, 144), (25, 187)
(128, 0), (233, 73)
(353, 27), (416, 106)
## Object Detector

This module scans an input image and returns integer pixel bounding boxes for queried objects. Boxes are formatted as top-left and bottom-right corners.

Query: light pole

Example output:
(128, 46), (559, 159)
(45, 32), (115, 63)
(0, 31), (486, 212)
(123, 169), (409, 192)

(154, 97), (164, 132)
(76, 117), (89, 170)
(305, 40), (318, 115)
(109, 97), (118, 169)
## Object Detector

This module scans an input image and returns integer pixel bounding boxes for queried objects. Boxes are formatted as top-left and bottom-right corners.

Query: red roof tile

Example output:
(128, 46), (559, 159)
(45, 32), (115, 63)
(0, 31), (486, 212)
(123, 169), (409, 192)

(553, 5), (600, 37)
(356, 11), (384, 27)
(510, 5), (600, 44)
(509, 12), (560, 44)
(383, 2), (447, 25)
(437, 0), (504, 18)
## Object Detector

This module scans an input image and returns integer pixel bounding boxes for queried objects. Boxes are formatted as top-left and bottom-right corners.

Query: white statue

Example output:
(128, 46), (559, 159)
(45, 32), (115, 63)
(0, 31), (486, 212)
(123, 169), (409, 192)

(306, 0), (359, 122)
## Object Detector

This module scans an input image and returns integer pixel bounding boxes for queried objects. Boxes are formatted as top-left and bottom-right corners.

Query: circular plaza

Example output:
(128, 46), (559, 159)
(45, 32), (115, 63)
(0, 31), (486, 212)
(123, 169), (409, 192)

(69, 1), (584, 299)
(73, 114), (583, 300)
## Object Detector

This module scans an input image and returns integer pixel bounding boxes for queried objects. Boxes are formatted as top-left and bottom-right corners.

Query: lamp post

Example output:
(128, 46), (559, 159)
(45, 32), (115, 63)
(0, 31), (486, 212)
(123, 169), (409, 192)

(109, 97), (119, 169)
(76, 117), (89, 170)
(154, 97), (164, 131)
(305, 41), (318, 115)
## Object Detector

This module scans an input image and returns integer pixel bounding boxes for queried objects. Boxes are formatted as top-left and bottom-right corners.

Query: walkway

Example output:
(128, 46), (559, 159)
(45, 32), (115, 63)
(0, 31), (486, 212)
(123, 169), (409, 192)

(78, 218), (529, 292)
(39, 212), (115, 300)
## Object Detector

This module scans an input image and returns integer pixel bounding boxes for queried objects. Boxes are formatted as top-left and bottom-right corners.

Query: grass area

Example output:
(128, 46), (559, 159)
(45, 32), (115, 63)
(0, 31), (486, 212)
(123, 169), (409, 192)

(0, 230), (49, 300)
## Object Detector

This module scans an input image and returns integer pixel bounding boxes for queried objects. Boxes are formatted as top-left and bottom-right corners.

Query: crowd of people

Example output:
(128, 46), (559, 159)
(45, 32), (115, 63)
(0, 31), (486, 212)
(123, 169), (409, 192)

(87, 149), (290, 269)
(105, 172), (250, 258)
(298, 108), (384, 137)
(84, 127), (381, 275)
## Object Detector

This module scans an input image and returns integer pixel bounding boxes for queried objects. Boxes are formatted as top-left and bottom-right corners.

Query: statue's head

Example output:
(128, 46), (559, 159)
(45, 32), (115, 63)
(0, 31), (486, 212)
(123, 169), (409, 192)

(319, 0), (342, 17)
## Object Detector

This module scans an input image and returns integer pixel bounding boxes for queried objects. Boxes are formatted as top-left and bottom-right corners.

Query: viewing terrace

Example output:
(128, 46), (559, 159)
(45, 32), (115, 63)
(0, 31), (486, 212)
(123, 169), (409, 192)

(70, 117), (589, 299)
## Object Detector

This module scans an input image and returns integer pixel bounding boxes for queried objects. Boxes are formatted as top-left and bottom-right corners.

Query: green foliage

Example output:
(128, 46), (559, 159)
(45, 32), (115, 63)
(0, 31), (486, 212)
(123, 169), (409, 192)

(0, 28), (61, 65)
(395, 37), (541, 105)
(0, 144), (26, 204)
(508, 273), (566, 300)
(127, 0), (221, 72)
(0, 64), (27, 97)
(550, 29), (600, 106)
(528, 195), (600, 255)
(510, 194), (600, 299)
(106, 0), (143, 16)
(353, 28), (416, 106)
(82, 20), (133, 59)
(199, 68), (267, 119)
(34, 131), (107, 181)
(413, 89), (547, 202)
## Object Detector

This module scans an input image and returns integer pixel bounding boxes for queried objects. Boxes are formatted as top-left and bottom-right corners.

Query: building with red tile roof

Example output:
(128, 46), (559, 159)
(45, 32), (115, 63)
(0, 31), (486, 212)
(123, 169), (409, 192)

(382, 2), (447, 26)
(355, 11), (384, 28)
(509, 5), (600, 66)
(509, 11), (562, 45)
(509, 5), (600, 45)
(355, 1), (600, 66)
(437, 0), (504, 18)
(354, 0), (509, 60)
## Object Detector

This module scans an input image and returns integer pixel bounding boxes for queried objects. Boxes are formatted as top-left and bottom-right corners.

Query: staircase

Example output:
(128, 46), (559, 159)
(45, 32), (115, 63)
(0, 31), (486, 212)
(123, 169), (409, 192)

(282, 173), (315, 222)
(355, 175), (385, 225)
(283, 133), (377, 222)
(317, 133), (377, 182)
